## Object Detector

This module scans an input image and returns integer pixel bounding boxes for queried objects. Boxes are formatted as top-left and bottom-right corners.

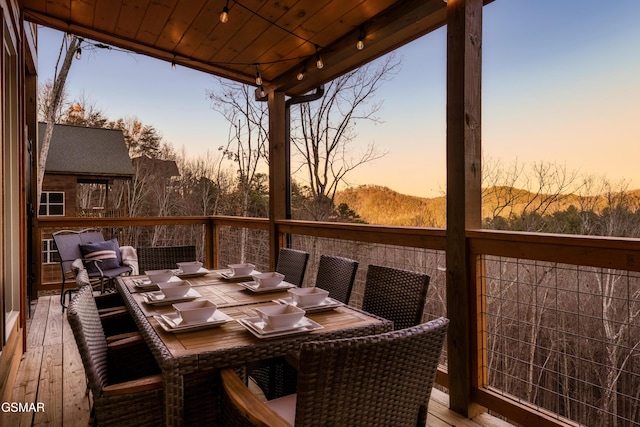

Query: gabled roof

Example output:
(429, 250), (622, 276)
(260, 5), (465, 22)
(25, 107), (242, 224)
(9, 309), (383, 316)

(39, 122), (134, 177)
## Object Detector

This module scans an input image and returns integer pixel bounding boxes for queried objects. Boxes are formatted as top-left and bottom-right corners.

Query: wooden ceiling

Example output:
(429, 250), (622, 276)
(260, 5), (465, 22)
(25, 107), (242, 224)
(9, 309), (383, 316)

(23, 0), (450, 96)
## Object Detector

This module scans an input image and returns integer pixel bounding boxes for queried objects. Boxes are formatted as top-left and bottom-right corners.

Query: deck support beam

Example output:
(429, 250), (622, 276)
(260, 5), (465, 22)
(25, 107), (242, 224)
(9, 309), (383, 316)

(445, 0), (483, 417)
(268, 90), (287, 270)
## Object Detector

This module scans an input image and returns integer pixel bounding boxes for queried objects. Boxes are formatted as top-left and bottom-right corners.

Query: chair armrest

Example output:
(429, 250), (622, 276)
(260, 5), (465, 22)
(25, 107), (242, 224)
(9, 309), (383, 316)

(102, 374), (163, 397)
(106, 331), (141, 344)
(220, 368), (291, 427)
(107, 334), (144, 351)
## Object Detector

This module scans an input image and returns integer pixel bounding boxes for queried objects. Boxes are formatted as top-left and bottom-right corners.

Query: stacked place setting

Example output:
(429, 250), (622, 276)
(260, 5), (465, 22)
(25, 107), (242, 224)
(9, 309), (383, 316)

(238, 303), (323, 339)
(275, 287), (342, 313)
(175, 260), (209, 278)
(154, 300), (233, 333)
(219, 263), (259, 280)
(141, 273), (201, 305)
(237, 271), (296, 293)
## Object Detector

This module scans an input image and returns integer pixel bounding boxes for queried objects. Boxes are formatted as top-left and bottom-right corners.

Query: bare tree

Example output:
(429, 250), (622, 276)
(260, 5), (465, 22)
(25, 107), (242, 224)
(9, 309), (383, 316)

(38, 35), (80, 205)
(207, 78), (269, 261)
(291, 54), (400, 220)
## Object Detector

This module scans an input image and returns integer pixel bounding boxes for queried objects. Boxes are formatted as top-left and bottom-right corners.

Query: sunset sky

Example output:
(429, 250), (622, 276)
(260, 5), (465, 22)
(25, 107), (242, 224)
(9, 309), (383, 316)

(37, 0), (640, 198)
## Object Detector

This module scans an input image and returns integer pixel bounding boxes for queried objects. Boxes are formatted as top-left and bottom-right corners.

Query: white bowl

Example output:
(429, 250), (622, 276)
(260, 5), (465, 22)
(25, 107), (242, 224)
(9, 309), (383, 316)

(228, 263), (255, 276)
(288, 287), (330, 307)
(146, 269), (174, 283)
(177, 261), (203, 274)
(252, 272), (285, 288)
(173, 300), (217, 323)
(255, 304), (305, 329)
(157, 280), (191, 298)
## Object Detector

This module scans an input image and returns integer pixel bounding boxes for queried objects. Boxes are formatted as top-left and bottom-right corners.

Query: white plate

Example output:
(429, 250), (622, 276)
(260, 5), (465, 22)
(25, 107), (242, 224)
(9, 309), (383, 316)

(274, 296), (343, 312)
(174, 267), (210, 278)
(142, 288), (201, 306)
(237, 281), (296, 293)
(154, 310), (233, 333)
(219, 270), (261, 281)
(238, 316), (323, 338)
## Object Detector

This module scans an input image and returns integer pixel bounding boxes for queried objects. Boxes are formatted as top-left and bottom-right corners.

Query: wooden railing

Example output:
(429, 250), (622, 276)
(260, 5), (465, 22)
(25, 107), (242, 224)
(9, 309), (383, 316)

(34, 216), (640, 427)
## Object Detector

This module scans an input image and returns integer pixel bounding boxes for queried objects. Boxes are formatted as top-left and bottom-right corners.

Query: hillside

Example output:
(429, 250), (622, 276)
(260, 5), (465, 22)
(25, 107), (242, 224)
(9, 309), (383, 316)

(335, 185), (446, 227)
(334, 185), (640, 227)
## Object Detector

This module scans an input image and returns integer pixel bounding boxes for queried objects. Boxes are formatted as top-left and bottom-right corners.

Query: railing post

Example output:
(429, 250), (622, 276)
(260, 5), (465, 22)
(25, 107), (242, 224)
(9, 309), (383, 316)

(206, 217), (217, 269)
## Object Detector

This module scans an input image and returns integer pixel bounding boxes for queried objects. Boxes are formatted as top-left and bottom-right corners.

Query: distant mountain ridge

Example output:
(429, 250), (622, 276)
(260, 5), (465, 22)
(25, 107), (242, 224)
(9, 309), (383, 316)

(335, 185), (640, 227)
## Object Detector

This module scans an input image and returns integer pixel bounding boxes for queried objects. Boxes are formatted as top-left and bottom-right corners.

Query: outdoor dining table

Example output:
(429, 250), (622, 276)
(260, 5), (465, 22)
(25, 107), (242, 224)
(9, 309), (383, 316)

(116, 269), (392, 427)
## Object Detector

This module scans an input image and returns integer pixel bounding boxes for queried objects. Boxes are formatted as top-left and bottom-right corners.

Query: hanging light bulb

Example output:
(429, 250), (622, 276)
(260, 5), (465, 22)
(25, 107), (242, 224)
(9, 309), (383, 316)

(66, 32), (73, 42)
(296, 65), (306, 81)
(357, 27), (365, 50)
(255, 65), (262, 86)
(259, 85), (266, 98)
(220, 0), (230, 23)
(171, 60), (176, 70)
(315, 45), (324, 69)
(75, 47), (82, 60)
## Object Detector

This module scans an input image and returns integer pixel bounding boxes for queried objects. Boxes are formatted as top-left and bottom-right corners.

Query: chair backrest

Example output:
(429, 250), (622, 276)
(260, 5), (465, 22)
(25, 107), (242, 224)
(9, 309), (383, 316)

(53, 228), (105, 278)
(67, 282), (109, 396)
(294, 318), (449, 427)
(362, 265), (430, 330)
(275, 248), (309, 287)
(137, 245), (197, 272)
(314, 255), (358, 304)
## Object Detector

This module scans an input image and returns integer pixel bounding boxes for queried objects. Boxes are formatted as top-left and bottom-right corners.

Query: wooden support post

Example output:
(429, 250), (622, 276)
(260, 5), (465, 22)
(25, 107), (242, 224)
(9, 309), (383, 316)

(268, 90), (287, 271)
(446, 0), (483, 417)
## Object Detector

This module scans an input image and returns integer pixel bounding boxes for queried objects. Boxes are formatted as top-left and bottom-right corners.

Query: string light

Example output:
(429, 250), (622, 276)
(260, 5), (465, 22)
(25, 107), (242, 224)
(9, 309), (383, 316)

(254, 64), (262, 85)
(357, 28), (365, 50)
(75, 46), (82, 60)
(171, 55), (176, 70)
(296, 65), (306, 81)
(315, 45), (324, 69)
(66, 32), (73, 41)
(220, 0), (230, 23)
(258, 85), (266, 98)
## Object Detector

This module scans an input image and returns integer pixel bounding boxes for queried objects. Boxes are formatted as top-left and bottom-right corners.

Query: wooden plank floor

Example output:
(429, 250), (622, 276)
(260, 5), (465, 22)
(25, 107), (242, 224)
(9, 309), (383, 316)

(8, 295), (511, 427)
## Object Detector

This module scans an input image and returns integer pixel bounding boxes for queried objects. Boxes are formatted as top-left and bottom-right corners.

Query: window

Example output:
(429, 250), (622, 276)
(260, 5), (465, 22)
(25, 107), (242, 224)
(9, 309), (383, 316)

(42, 239), (60, 265)
(39, 191), (65, 216)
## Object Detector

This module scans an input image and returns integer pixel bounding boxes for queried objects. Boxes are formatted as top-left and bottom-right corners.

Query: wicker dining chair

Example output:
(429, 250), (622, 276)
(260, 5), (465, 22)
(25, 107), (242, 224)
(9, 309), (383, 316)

(137, 245), (197, 272)
(275, 248), (309, 287)
(67, 284), (164, 427)
(362, 264), (431, 330)
(314, 254), (359, 304)
(222, 318), (449, 427)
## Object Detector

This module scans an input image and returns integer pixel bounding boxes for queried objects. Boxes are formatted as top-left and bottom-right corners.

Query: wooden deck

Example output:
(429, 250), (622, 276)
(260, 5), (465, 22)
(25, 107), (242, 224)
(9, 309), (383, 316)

(7, 295), (510, 427)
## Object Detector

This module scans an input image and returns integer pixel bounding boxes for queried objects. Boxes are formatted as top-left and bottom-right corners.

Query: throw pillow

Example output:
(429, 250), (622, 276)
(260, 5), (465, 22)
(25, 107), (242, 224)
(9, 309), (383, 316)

(80, 239), (121, 274)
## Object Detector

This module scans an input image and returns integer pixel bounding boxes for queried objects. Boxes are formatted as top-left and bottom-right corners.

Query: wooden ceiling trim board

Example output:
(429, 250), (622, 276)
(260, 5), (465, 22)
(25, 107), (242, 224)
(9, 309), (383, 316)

(155, 0), (208, 51)
(249, 0), (332, 77)
(192, 3), (257, 63)
(135, 0), (177, 46)
(70, 0), (96, 29)
(213, 0), (298, 66)
(173, 0), (219, 58)
(93, 0), (122, 34)
(114, 0), (151, 40)
(271, 0), (446, 95)
(24, 8), (256, 86)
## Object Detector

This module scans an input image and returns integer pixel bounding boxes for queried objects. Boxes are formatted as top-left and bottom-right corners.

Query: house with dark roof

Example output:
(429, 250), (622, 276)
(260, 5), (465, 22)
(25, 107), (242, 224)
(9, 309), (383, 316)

(39, 122), (134, 217)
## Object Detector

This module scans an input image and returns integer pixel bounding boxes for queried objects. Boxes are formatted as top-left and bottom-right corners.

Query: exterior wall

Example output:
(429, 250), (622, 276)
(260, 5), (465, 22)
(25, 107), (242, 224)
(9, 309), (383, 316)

(0, 0), (35, 412)
(42, 173), (78, 216)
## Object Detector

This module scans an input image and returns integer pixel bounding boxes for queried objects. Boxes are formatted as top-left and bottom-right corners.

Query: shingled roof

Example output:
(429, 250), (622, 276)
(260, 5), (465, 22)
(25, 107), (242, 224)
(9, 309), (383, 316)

(39, 122), (134, 177)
